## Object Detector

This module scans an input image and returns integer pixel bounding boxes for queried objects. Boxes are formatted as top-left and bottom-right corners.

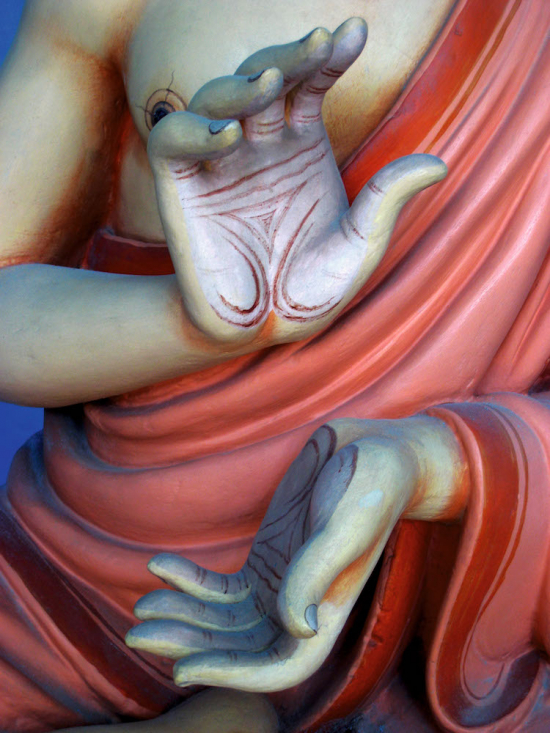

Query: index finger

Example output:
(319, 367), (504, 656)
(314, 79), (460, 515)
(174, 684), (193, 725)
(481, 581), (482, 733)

(188, 68), (283, 119)
(148, 553), (251, 604)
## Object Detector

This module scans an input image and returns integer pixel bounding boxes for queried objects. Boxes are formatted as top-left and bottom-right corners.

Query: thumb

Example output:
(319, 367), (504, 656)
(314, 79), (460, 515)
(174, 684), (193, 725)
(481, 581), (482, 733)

(344, 153), (447, 279)
(277, 443), (400, 639)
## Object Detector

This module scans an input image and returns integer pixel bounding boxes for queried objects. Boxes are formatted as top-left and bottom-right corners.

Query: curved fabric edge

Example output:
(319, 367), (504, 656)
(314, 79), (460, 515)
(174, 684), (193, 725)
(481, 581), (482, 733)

(425, 400), (550, 731)
(278, 521), (433, 732)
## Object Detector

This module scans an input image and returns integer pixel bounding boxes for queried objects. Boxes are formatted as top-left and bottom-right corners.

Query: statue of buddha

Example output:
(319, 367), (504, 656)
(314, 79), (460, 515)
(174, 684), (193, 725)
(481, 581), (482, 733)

(1, 1), (549, 731)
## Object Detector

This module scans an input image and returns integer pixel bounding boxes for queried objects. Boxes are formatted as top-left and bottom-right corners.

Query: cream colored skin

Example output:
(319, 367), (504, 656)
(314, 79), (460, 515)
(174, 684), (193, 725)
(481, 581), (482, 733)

(0, 0), (454, 406)
(127, 416), (467, 694)
(0, 1), (466, 730)
(60, 690), (279, 733)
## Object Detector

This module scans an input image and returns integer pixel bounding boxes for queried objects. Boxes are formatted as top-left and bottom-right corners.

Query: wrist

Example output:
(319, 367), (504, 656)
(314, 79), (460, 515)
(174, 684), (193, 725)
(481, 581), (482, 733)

(402, 415), (468, 521)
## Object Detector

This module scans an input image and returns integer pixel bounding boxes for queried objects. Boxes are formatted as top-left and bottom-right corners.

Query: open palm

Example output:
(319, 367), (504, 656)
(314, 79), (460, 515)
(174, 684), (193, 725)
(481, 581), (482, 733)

(126, 18), (452, 693)
(148, 18), (447, 343)
(125, 419), (425, 691)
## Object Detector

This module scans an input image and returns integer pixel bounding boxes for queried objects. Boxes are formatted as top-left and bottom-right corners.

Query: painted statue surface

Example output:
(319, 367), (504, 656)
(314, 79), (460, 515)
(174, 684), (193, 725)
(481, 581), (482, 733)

(0, 0), (549, 731)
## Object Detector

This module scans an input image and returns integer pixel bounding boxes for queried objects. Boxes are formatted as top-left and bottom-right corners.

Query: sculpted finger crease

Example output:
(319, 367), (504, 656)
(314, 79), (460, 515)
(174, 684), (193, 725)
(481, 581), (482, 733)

(126, 615), (281, 660)
(148, 42), (445, 342)
(147, 554), (250, 603)
(171, 161), (202, 182)
(289, 20), (367, 131)
(133, 589), (264, 630)
(244, 107), (286, 141)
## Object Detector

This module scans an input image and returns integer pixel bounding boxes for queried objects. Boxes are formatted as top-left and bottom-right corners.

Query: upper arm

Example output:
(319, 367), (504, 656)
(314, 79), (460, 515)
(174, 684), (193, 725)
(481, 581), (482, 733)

(0, 1), (130, 267)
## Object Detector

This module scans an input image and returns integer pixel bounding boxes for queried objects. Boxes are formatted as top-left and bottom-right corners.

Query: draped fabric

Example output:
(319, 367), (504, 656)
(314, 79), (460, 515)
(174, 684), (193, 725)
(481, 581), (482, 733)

(1, 0), (550, 730)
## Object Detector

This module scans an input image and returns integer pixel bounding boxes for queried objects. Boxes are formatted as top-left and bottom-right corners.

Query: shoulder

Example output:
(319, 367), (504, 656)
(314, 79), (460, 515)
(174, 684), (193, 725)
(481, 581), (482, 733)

(19, 0), (148, 64)
(0, 0), (144, 266)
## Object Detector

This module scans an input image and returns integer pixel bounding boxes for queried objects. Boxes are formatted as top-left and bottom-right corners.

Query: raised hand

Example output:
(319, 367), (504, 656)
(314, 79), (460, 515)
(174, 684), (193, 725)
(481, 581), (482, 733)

(147, 18), (447, 343)
(126, 416), (465, 692)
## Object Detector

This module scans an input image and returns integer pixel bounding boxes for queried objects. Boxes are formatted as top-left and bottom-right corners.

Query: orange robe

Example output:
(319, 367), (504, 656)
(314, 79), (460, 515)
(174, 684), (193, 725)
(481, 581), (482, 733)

(1, 0), (550, 729)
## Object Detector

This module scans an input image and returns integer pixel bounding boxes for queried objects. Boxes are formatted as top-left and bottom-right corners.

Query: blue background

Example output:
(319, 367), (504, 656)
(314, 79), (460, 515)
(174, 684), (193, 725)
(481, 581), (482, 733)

(0, 2), (45, 484)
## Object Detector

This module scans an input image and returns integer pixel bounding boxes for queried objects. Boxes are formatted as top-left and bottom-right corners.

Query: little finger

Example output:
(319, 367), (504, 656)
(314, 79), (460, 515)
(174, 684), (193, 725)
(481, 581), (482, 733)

(290, 18), (367, 130)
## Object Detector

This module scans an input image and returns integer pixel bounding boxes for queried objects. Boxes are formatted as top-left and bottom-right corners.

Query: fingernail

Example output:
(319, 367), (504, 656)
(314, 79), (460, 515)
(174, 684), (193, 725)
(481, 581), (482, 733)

(305, 604), (318, 633)
(299, 30), (315, 44)
(209, 120), (231, 135)
(175, 678), (195, 689)
(248, 70), (265, 83)
(125, 630), (138, 647)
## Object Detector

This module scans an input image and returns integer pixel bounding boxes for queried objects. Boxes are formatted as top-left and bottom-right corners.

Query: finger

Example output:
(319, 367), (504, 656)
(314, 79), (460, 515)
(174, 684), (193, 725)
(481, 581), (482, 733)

(342, 154), (448, 281)
(148, 110), (242, 167)
(277, 439), (408, 638)
(290, 18), (367, 130)
(125, 616), (280, 660)
(134, 589), (263, 632)
(172, 625), (335, 691)
(173, 639), (299, 690)
(279, 154), (447, 321)
(172, 590), (372, 691)
(235, 28), (333, 90)
(236, 28), (333, 142)
(188, 69), (284, 120)
(148, 553), (251, 604)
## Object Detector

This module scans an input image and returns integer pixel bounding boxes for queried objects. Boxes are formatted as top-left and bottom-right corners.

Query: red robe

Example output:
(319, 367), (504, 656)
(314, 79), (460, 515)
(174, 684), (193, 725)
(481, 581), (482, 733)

(1, 0), (550, 729)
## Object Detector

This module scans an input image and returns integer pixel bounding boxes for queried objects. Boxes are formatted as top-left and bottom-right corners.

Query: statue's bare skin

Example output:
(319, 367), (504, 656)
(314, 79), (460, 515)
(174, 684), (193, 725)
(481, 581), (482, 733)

(144, 19), (446, 343)
(0, 1), (466, 730)
(127, 416), (467, 692)
(0, 0), (453, 405)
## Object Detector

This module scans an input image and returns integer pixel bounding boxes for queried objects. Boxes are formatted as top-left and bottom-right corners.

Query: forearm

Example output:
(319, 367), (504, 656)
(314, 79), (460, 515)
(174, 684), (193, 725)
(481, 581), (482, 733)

(58, 691), (277, 733)
(0, 264), (250, 407)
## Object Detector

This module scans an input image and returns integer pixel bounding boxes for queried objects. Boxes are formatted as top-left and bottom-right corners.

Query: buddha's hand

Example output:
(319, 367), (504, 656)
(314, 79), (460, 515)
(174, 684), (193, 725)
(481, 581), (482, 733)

(148, 18), (447, 344)
(126, 416), (465, 692)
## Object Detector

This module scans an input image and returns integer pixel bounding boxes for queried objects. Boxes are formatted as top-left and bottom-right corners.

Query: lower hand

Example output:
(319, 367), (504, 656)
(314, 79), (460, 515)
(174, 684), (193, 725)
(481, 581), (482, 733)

(126, 416), (464, 691)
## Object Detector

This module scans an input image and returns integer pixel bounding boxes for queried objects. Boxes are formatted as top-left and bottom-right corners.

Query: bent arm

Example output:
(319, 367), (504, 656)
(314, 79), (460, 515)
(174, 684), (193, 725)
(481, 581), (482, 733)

(0, 2), (249, 407)
(0, 264), (252, 406)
